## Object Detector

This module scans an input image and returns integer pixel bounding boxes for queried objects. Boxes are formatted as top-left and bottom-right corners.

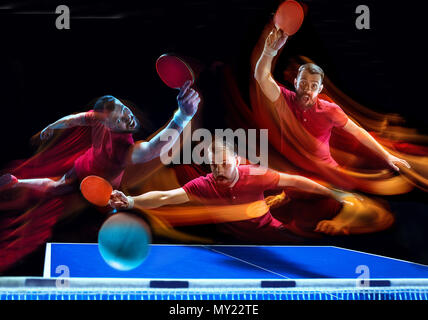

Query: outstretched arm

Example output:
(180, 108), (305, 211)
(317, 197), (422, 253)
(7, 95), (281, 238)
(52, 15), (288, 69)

(40, 112), (89, 140)
(277, 172), (352, 203)
(110, 188), (189, 210)
(342, 119), (410, 171)
(131, 80), (200, 164)
(254, 28), (289, 102)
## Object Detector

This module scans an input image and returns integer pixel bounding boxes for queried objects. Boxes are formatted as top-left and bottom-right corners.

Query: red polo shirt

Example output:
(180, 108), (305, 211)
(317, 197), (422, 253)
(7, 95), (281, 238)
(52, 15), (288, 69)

(182, 165), (301, 243)
(74, 111), (134, 188)
(277, 86), (348, 166)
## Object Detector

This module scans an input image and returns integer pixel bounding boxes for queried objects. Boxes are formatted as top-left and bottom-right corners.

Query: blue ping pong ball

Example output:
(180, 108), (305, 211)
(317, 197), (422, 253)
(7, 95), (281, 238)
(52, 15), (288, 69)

(98, 212), (151, 271)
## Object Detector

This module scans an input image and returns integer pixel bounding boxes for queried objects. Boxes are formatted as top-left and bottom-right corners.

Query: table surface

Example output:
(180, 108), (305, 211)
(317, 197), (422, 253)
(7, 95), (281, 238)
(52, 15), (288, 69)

(44, 243), (428, 279)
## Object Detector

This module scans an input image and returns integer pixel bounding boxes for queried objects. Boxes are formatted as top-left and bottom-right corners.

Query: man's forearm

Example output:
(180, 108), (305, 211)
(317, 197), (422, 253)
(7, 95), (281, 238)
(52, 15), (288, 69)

(49, 113), (87, 129)
(287, 175), (335, 198)
(254, 52), (275, 83)
(148, 115), (185, 156)
(131, 191), (168, 209)
(254, 52), (282, 102)
(131, 109), (191, 164)
(343, 119), (410, 170)
(255, 28), (288, 83)
(353, 126), (390, 159)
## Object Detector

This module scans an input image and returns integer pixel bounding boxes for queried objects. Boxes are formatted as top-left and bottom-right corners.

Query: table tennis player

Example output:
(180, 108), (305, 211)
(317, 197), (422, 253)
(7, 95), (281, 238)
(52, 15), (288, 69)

(109, 138), (389, 242)
(0, 81), (199, 198)
(254, 27), (410, 172)
(0, 81), (199, 272)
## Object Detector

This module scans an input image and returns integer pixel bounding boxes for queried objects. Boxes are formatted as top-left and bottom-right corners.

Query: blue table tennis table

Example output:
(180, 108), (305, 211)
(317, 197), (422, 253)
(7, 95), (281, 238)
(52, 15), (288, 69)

(1, 243), (428, 300)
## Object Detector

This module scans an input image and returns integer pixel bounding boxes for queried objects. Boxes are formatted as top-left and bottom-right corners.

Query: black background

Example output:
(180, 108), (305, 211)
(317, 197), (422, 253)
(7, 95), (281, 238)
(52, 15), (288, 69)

(1, 0), (427, 275)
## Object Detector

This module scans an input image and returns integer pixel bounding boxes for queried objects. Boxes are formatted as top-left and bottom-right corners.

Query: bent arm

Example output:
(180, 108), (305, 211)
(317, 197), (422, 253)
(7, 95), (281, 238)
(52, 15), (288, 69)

(40, 112), (89, 140)
(131, 81), (200, 164)
(131, 116), (186, 164)
(47, 112), (88, 129)
(254, 28), (288, 102)
(254, 52), (282, 102)
(131, 188), (189, 209)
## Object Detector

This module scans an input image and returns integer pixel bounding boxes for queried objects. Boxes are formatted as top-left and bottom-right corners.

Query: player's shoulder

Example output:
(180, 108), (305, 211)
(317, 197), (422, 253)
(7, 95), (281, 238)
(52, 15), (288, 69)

(241, 164), (272, 176)
(183, 172), (212, 194)
(318, 97), (343, 113)
(277, 85), (297, 111)
(278, 84), (296, 98)
(191, 172), (214, 185)
(84, 109), (103, 125)
(84, 109), (96, 118)
(238, 164), (253, 173)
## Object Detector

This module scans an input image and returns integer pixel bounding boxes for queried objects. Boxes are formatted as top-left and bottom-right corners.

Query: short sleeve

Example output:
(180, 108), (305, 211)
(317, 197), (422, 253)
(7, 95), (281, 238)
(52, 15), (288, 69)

(278, 85), (295, 108)
(248, 166), (280, 191)
(279, 85), (294, 101)
(182, 176), (209, 200)
(329, 104), (348, 128)
(83, 110), (98, 126)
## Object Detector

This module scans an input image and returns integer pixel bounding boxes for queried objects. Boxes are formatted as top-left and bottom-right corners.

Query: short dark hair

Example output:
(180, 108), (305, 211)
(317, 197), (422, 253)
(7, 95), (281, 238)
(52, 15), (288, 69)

(297, 63), (324, 82)
(93, 95), (117, 113)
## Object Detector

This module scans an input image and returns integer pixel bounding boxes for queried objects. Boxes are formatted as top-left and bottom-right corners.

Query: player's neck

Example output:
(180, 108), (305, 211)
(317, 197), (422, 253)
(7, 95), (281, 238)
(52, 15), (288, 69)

(298, 100), (316, 110)
(227, 168), (240, 188)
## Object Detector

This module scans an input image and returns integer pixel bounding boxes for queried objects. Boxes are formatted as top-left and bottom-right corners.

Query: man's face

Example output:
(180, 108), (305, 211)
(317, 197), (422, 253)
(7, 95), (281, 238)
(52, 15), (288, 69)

(209, 149), (239, 187)
(105, 100), (139, 133)
(294, 70), (323, 108)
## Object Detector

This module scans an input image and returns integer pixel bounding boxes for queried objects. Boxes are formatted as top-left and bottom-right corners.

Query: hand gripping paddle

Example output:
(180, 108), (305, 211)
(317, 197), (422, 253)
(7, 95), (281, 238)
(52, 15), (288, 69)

(274, 0), (305, 36)
(80, 175), (113, 207)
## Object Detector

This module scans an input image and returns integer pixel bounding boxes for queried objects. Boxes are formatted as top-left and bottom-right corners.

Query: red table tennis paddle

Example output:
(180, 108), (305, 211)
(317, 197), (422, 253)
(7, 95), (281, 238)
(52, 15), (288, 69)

(274, 0), (305, 36)
(156, 54), (195, 89)
(80, 175), (113, 207)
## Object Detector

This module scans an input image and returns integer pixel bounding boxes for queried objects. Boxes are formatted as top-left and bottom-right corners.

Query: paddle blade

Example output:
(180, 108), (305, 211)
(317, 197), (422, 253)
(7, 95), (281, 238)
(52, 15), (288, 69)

(274, 0), (305, 36)
(80, 175), (113, 207)
(156, 54), (194, 89)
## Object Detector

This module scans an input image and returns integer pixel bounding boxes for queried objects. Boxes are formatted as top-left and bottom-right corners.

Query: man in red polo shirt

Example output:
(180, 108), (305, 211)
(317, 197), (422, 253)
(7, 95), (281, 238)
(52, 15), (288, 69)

(109, 139), (382, 242)
(254, 27), (410, 171)
(0, 82), (200, 272)
(0, 81), (200, 197)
